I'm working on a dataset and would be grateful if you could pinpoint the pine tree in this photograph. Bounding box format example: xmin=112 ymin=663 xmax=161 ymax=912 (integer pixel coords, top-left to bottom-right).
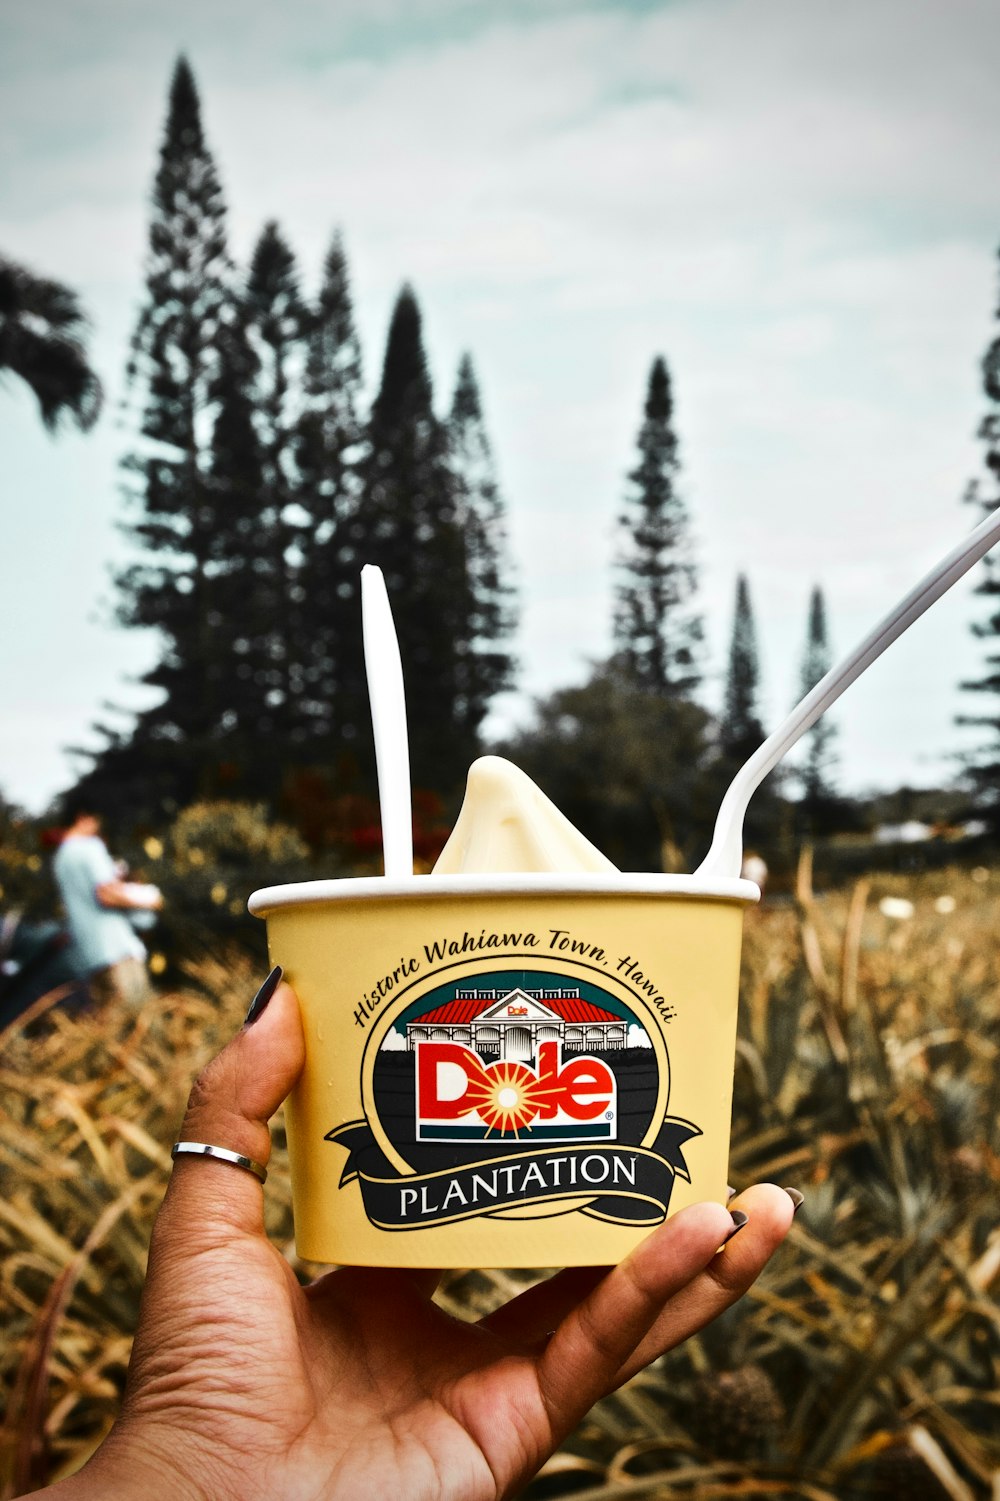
xmin=104 ymin=56 xmax=238 ymax=806
xmin=715 ymin=573 xmax=786 ymax=859
xmin=355 ymin=286 xmax=476 ymax=791
xmin=244 ymin=222 xmax=308 ymax=736
xmin=295 ymin=232 xmax=365 ymax=756
xmin=721 ymin=574 xmax=765 ymax=763
xmin=613 ymin=356 xmax=702 ymax=695
xmin=797 ymin=585 xmax=837 ymax=814
xmin=448 ymin=353 xmax=516 ymax=743
xmin=958 ymin=245 xmax=1000 ymax=824
xmin=203 ymin=315 xmax=272 ymax=769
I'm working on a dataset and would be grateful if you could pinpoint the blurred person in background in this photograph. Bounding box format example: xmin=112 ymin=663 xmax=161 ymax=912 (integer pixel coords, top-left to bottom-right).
xmin=52 ymin=798 xmax=162 ymax=1007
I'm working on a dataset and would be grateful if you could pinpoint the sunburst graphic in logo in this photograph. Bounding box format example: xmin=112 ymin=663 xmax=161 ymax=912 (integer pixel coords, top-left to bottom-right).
xmin=463 ymin=1061 xmax=548 ymax=1137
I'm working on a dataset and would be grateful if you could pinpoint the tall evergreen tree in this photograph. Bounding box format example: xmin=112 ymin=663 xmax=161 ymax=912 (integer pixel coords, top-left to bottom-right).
xmin=613 ymin=357 xmax=702 ymax=695
xmin=714 ymin=572 xmax=787 ymax=858
xmin=104 ymin=55 xmax=237 ymax=805
xmin=958 ymin=245 xmax=1000 ymax=824
xmin=720 ymin=574 xmax=765 ymax=763
xmin=295 ymin=233 xmax=365 ymax=754
xmin=203 ymin=315 xmax=272 ymax=763
xmin=797 ymin=585 xmax=837 ymax=813
xmin=355 ymin=286 xmax=475 ymax=790
xmin=244 ymin=222 xmax=308 ymax=734
xmin=447 ymin=353 xmax=516 ymax=743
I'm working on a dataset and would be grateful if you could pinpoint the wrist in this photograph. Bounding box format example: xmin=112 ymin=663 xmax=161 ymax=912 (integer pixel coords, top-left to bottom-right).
xmin=19 ymin=1426 xmax=202 ymax=1501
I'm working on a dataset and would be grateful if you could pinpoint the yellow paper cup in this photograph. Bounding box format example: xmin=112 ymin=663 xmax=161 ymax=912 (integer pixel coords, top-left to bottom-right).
xmin=248 ymin=873 xmax=759 ymax=1268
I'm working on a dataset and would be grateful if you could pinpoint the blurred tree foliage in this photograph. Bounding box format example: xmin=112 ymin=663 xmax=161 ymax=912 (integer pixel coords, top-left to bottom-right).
xmin=143 ymin=800 xmax=312 ymax=956
xmin=613 ymin=356 xmax=702 ymax=697
xmin=0 ymin=795 xmax=57 ymax=920
xmin=720 ymin=573 xmax=765 ymax=764
xmin=111 ymin=55 xmax=235 ymax=797
xmin=794 ymin=584 xmax=841 ymax=834
xmin=448 ymin=354 xmax=517 ymax=751
xmin=294 ymin=233 xmax=366 ymax=762
xmin=501 ymin=666 xmax=717 ymax=872
xmin=204 ymin=311 xmax=270 ymax=749
xmin=959 ymin=242 xmax=1000 ymax=829
xmin=168 ymin=800 xmax=309 ymax=871
xmin=716 ymin=572 xmax=785 ymax=857
xmin=354 ymin=289 xmax=515 ymax=791
xmin=0 ymin=255 xmax=102 ymax=432
xmin=244 ymin=221 xmax=309 ymax=744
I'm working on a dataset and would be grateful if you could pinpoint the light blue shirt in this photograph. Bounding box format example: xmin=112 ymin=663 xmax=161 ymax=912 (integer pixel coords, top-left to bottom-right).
xmin=53 ymin=835 xmax=146 ymax=973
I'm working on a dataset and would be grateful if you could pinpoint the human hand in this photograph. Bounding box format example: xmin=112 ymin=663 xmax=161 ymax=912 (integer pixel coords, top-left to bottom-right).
xmin=94 ymin=881 xmax=162 ymax=912
xmin=36 ymin=979 xmax=795 ymax=1501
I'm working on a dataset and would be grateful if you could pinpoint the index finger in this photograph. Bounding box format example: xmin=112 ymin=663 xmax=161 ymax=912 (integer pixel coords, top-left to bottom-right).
xmin=533 ymin=1201 xmax=737 ymax=1438
xmin=612 ymin=1183 xmax=794 ymax=1386
xmin=522 ymin=1182 xmax=792 ymax=1428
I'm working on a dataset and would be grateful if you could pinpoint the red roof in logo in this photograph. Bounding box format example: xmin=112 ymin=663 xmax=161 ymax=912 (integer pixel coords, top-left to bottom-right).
xmin=412 ymin=995 xmax=623 ymax=1026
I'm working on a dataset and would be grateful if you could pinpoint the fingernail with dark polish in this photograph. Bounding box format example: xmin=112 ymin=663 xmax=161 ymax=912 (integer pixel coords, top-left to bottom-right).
xmin=246 ymin=965 xmax=282 ymax=1026
xmin=725 ymin=1209 xmax=749 ymax=1240
xmin=783 ymin=1187 xmax=804 ymax=1215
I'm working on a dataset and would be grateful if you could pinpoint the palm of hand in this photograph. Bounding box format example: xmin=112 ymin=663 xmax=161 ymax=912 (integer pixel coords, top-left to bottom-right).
xmin=124 ymin=1228 xmax=561 ymax=1501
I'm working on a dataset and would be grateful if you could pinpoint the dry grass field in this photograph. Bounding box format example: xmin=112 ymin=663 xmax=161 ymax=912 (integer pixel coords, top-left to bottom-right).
xmin=1 ymin=860 xmax=998 ymax=1500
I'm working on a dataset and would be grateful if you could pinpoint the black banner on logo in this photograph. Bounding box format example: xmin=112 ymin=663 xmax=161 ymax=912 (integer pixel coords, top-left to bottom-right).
xmin=326 ymin=1118 xmax=701 ymax=1231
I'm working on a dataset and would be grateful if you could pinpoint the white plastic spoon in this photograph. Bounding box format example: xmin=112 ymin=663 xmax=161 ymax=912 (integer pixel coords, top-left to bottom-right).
xmin=696 ymin=506 xmax=1000 ymax=880
xmin=361 ymin=565 xmax=413 ymax=878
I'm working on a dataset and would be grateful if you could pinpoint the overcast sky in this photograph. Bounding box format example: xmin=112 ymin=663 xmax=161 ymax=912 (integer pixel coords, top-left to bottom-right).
xmin=2 ymin=0 xmax=999 ymax=816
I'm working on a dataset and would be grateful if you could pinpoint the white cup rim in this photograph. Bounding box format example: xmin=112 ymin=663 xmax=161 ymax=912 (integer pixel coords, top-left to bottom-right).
xmin=248 ymin=871 xmax=761 ymax=916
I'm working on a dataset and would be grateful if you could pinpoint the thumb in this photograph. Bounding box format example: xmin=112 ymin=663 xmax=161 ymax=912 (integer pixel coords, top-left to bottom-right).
xmin=159 ymin=972 xmax=305 ymax=1241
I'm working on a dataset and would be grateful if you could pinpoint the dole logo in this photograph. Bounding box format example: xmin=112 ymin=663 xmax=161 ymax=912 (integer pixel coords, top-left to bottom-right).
xmin=415 ymin=1040 xmax=617 ymax=1142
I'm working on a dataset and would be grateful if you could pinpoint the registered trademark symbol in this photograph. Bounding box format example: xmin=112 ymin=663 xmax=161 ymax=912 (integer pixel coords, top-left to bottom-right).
xmin=605 ymin=1110 xmax=613 ymax=1119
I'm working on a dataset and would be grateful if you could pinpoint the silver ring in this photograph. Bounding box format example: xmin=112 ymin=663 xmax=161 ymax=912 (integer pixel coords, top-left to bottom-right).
xmin=171 ymin=1140 xmax=268 ymax=1184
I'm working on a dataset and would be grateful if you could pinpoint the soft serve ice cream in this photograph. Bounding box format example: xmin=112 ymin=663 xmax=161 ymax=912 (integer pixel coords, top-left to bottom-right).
xmin=250 ymin=755 xmax=757 ymax=1267
xmin=433 ymin=756 xmax=617 ymax=875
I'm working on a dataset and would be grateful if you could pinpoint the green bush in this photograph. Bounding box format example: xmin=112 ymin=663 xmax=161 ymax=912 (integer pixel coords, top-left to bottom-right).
xmin=138 ymin=801 xmax=314 ymax=967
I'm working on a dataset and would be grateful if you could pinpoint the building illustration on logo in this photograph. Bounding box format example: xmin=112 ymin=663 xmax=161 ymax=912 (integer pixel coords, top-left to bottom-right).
xmin=404 ymin=985 xmax=630 ymax=1063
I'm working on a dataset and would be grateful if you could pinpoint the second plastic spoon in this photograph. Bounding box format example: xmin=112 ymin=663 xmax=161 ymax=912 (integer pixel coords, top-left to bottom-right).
xmin=696 ymin=506 xmax=1000 ymax=881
